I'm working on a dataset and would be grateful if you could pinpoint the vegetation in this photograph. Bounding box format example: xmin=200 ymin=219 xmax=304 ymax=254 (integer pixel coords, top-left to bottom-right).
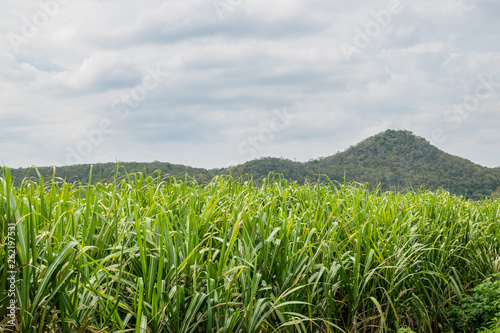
xmin=309 ymin=130 xmax=500 ymax=200
xmin=6 ymin=130 xmax=500 ymax=200
xmin=1 ymin=167 xmax=499 ymax=332
xmin=446 ymin=274 xmax=500 ymax=332
xmin=6 ymin=161 xmax=219 ymax=188
xmin=231 ymin=130 xmax=500 ymax=200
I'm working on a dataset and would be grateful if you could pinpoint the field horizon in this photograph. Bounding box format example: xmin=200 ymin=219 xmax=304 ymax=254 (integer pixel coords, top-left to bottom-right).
xmin=4 ymin=130 xmax=500 ymax=200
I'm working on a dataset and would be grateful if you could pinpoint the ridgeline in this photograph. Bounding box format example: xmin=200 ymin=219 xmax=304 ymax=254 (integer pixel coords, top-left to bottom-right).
xmin=4 ymin=130 xmax=500 ymax=199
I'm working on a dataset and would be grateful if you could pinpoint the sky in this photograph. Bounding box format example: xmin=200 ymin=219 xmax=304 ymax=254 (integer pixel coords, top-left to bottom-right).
xmin=1 ymin=0 xmax=500 ymax=169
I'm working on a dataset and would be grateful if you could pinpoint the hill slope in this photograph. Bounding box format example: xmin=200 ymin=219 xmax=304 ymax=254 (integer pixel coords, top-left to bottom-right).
xmin=224 ymin=130 xmax=500 ymax=199
xmin=310 ymin=130 xmax=500 ymax=199
xmin=3 ymin=130 xmax=500 ymax=199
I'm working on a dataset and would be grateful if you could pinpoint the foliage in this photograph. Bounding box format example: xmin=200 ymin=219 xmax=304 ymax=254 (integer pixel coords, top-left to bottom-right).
xmin=222 ymin=130 xmax=500 ymax=199
xmin=478 ymin=326 xmax=500 ymax=333
xmin=478 ymin=318 xmax=500 ymax=333
xmin=310 ymin=130 xmax=500 ymax=200
xmin=446 ymin=274 xmax=500 ymax=332
xmin=5 ymin=130 xmax=500 ymax=200
xmin=6 ymin=161 xmax=218 ymax=187
xmin=1 ymin=169 xmax=499 ymax=332
xmin=397 ymin=328 xmax=417 ymax=333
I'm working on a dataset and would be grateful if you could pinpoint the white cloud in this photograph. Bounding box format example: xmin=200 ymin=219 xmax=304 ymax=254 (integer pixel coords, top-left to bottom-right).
xmin=410 ymin=0 xmax=475 ymax=19
xmin=1 ymin=0 xmax=499 ymax=169
xmin=35 ymin=52 xmax=144 ymax=93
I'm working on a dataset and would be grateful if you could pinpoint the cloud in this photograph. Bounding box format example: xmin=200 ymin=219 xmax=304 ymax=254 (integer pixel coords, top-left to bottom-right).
xmin=1 ymin=0 xmax=500 ymax=169
xmin=36 ymin=52 xmax=144 ymax=94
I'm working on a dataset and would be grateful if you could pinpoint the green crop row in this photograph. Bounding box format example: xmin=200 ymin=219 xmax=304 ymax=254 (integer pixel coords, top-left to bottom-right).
xmin=1 ymin=168 xmax=499 ymax=332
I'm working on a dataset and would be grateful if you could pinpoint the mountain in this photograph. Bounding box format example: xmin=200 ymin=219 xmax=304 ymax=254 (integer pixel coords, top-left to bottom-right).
xmin=310 ymin=129 xmax=500 ymax=199
xmin=3 ymin=130 xmax=500 ymax=199
xmin=225 ymin=130 xmax=500 ymax=199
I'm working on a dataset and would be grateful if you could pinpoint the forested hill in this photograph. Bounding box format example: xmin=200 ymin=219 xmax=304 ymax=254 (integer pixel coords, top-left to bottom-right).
xmin=4 ymin=161 xmax=219 ymax=187
xmin=309 ymin=130 xmax=500 ymax=199
xmin=3 ymin=130 xmax=500 ymax=199
xmin=226 ymin=130 xmax=500 ymax=199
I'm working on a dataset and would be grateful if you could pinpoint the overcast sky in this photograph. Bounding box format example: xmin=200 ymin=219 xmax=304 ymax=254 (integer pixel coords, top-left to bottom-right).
xmin=1 ymin=0 xmax=499 ymax=169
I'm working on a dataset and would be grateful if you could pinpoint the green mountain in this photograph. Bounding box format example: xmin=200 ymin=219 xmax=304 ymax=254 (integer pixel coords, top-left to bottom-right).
xmin=310 ymin=129 xmax=500 ymax=199
xmin=225 ymin=130 xmax=500 ymax=199
xmin=3 ymin=130 xmax=500 ymax=199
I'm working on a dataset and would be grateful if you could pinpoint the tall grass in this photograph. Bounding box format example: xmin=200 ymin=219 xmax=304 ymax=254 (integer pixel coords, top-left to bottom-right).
xmin=1 ymin=169 xmax=499 ymax=332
